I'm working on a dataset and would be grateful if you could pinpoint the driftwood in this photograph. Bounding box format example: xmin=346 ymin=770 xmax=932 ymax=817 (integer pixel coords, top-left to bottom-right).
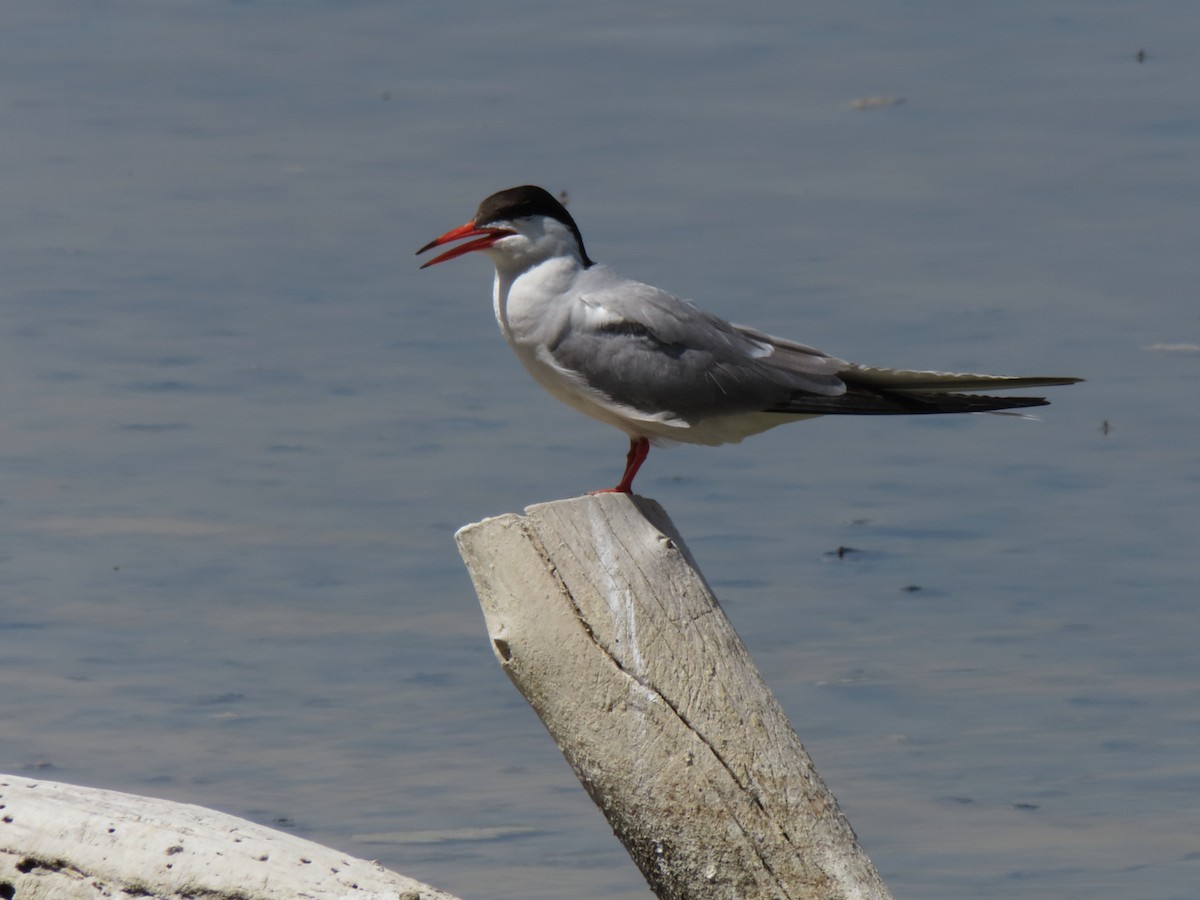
xmin=456 ymin=493 xmax=892 ymax=900
xmin=0 ymin=774 xmax=461 ymax=900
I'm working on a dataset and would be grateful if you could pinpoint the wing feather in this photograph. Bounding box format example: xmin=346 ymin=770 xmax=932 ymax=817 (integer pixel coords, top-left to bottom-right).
xmin=540 ymin=266 xmax=1080 ymax=424
xmin=840 ymin=363 xmax=1082 ymax=393
xmin=543 ymin=274 xmax=846 ymax=420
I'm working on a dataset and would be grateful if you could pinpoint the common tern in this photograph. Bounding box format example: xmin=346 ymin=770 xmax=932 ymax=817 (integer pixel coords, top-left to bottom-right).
xmin=417 ymin=185 xmax=1080 ymax=493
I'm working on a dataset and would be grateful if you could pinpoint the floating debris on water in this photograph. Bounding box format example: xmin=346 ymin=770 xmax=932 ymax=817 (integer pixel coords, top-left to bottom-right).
xmin=1145 ymin=342 xmax=1200 ymax=353
xmin=850 ymin=96 xmax=906 ymax=110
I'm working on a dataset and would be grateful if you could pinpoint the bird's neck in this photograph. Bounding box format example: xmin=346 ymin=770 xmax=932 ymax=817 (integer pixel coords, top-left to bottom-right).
xmin=492 ymin=270 xmax=517 ymax=340
xmin=492 ymin=255 xmax=583 ymax=343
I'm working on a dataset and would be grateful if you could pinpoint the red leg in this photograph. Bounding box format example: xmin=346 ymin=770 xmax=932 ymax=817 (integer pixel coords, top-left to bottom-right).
xmin=590 ymin=436 xmax=650 ymax=494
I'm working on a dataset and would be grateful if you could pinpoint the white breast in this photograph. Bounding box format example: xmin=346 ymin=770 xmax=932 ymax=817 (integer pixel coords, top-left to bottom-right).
xmin=492 ymin=260 xmax=693 ymax=439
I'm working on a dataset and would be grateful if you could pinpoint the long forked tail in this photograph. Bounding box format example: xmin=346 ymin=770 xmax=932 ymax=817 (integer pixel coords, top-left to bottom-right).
xmin=767 ymin=366 xmax=1082 ymax=416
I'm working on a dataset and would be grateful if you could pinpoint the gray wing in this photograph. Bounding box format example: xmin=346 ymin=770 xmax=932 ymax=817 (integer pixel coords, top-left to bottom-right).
xmin=545 ymin=276 xmax=847 ymax=420
xmin=545 ymin=269 xmax=1081 ymax=420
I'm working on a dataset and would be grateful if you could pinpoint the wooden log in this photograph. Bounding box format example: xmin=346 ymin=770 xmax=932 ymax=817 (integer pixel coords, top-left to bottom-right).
xmin=0 ymin=774 xmax=462 ymax=900
xmin=456 ymin=493 xmax=892 ymax=900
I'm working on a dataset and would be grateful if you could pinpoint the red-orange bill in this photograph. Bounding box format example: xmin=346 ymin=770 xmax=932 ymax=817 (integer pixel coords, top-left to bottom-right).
xmin=416 ymin=223 xmax=513 ymax=269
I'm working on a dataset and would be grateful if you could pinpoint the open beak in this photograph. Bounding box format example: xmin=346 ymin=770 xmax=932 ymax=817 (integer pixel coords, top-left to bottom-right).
xmin=416 ymin=222 xmax=514 ymax=269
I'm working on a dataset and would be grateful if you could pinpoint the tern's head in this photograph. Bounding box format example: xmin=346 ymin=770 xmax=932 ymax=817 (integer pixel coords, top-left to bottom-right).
xmin=417 ymin=185 xmax=594 ymax=272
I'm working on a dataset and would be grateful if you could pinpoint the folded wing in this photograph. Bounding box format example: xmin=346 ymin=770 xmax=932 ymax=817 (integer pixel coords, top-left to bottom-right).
xmin=546 ymin=271 xmax=1080 ymax=422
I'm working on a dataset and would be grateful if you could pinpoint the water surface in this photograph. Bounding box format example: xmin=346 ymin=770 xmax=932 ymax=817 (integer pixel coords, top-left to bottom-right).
xmin=2 ymin=3 xmax=1198 ymax=898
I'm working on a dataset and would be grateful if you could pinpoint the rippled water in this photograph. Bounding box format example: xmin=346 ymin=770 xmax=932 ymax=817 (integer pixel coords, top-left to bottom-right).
xmin=3 ymin=3 xmax=1198 ymax=898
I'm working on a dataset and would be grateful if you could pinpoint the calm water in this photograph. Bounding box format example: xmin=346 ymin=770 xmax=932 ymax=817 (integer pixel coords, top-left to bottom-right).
xmin=2 ymin=2 xmax=1198 ymax=898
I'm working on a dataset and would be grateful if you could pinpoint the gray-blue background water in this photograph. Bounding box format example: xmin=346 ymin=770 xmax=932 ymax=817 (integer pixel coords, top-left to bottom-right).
xmin=3 ymin=2 xmax=1197 ymax=897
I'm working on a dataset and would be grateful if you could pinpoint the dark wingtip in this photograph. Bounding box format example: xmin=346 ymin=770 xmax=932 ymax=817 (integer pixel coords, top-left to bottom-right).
xmin=767 ymin=391 xmax=1055 ymax=416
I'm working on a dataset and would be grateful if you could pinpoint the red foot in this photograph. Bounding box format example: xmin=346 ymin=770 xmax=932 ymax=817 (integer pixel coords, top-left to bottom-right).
xmin=589 ymin=436 xmax=649 ymax=494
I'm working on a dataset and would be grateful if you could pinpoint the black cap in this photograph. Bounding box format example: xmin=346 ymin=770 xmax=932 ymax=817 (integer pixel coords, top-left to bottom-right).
xmin=473 ymin=185 xmax=594 ymax=267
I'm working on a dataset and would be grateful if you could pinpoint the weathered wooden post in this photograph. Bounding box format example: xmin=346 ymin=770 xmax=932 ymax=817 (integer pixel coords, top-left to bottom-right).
xmin=0 ymin=775 xmax=462 ymax=900
xmin=456 ymin=493 xmax=892 ymax=900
